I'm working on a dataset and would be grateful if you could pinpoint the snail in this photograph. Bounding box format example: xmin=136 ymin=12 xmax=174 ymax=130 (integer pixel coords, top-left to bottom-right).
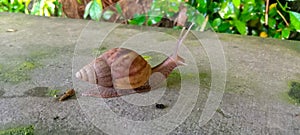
xmin=76 ymin=24 xmax=194 ymax=98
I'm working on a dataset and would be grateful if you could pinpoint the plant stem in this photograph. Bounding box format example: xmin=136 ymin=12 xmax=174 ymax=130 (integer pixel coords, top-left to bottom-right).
xmin=265 ymin=0 xmax=269 ymax=25
xmin=277 ymin=10 xmax=289 ymax=26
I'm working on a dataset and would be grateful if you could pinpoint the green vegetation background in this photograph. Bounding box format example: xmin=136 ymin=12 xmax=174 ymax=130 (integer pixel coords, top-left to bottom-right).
xmin=1 ymin=0 xmax=300 ymax=40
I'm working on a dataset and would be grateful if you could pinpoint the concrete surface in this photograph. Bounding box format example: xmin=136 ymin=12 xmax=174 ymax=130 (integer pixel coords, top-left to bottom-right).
xmin=0 ymin=12 xmax=300 ymax=134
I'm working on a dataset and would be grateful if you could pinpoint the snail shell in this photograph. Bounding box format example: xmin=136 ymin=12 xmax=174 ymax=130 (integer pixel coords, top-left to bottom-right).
xmin=76 ymin=48 xmax=152 ymax=89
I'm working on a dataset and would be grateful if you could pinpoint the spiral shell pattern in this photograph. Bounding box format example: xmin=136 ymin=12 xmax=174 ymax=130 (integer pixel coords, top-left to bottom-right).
xmin=76 ymin=48 xmax=151 ymax=89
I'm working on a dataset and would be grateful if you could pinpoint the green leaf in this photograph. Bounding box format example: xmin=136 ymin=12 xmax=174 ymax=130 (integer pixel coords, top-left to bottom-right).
xmin=240 ymin=4 xmax=255 ymax=22
xmin=196 ymin=0 xmax=207 ymax=13
xmin=268 ymin=18 xmax=276 ymax=29
xmin=274 ymin=32 xmax=281 ymax=39
xmin=268 ymin=5 xmax=277 ymax=17
xmin=95 ymin=0 xmax=102 ymax=6
xmin=169 ymin=1 xmax=179 ymax=12
xmin=166 ymin=11 xmax=174 ymax=18
xmin=83 ymin=1 xmax=92 ymax=19
xmin=128 ymin=14 xmax=146 ymax=25
xmin=55 ymin=0 xmax=63 ymax=16
xmin=243 ymin=0 xmax=255 ymax=5
xmin=194 ymin=14 xmax=205 ymax=28
xmin=3 ymin=6 xmax=9 ymax=11
xmin=115 ymin=2 xmax=122 ymax=14
xmin=147 ymin=16 xmax=162 ymax=25
xmin=77 ymin=0 xmax=82 ymax=4
xmin=212 ymin=18 xmax=222 ymax=29
xmin=218 ymin=1 xmax=237 ymax=19
xmin=186 ymin=7 xmax=198 ymax=22
xmin=89 ymin=0 xmax=102 ymax=21
xmin=251 ymin=29 xmax=258 ymax=36
xmin=208 ymin=2 xmax=220 ymax=14
xmin=234 ymin=20 xmax=247 ymax=35
xmin=147 ymin=9 xmax=163 ymax=25
xmin=218 ymin=21 xmax=230 ymax=32
xmin=232 ymin=0 xmax=240 ymax=9
xmin=47 ymin=2 xmax=56 ymax=15
xmin=282 ymin=28 xmax=290 ymax=39
xmin=103 ymin=10 xmax=114 ymax=20
xmin=31 ymin=1 xmax=42 ymax=15
xmin=277 ymin=22 xmax=285 ymax=29
xmin=289 ymin=11 xmax=300 ymax=31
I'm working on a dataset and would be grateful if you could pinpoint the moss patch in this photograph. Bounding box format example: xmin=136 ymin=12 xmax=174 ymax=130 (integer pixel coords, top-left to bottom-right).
xmin=29 ymin=50 xmax=53 ymax=60
xmin=198 ymin=72 xmax=211 ymax=88
xmin=47 ymin=89 xmax=61 ymax=97
xmin=167 ymin=70 xmax=211 ymax=88
xmin=167 ymin=69 xmax=181 ymax=88
xmin=24 ymin=87 xmax=63 ymax=98
xmin=0 ymin=60 xmax=40 ymax=84
xmin=0 ymin=39 xmax=71 ymax=85
xmin=0 ymin=47 xmax=62 ymax=84
xmin=0 ymin=125 xmax=34 ymax=135
xmin=280 ymin=91 xmax=298 ymax=105
xmin=287 ymin=81 xmax=300 ymax=103
xmin=24 ymin=87 xmax=49 ymax=97
xmin=280 ymin=81 xmax=300 ymax=105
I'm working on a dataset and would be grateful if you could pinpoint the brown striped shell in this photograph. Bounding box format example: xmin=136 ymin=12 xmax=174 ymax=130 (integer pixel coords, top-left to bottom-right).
xmin=76 ymin=48 xmax=152 ymax=90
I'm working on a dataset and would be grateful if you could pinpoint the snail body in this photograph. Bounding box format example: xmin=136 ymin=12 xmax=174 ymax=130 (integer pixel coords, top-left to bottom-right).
xmin=76 ymin=24 xmax=193 ymax=98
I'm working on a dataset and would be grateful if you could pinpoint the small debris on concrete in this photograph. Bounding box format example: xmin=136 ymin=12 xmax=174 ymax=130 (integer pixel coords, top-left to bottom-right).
xmin=6 ymin=28 xmax=17 ymax=32
xmin=155 ymin=103 xmax=166 ymax=109
xmin=53 ymin=116 xmax=59 ymax=120
xmin=59 ymin=89 xmax=75 ymax=101
xmin=216 ymin=108 xmax=232 ymax=118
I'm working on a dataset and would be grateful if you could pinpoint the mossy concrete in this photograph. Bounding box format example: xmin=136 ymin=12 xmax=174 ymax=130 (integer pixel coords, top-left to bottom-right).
xmin=1 ymin=12 xmax=300 ymax=134
xmin=0 ymin=125 xmax=34 ymax=135
xmin=287 ymin=81 xmax=300 ymax=104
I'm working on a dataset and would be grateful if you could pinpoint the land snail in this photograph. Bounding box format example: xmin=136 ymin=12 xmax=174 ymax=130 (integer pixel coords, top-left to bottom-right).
xmin=76 ymin=23 xmax=194 ymax=98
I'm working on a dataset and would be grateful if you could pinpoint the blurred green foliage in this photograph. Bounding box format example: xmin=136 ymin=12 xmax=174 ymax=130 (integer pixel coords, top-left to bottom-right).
xmin=102 ymin=0 xmax=300 ymax=39
xmin=103 ymin=0 xmax=207 ymax=30
xmin=0 ymin=0 xmax=26 ymax=12
xmin=129 ymin=0 xmax=181 ymax=26
xmin=28 ymin=0 xmax=62 ymax=16
xmin=186 ymin=0 xmax=300 ymax=39
xmin=1 ymin=0 xmax=299 ymax=40
xmin=0 ymin=0 xmax=62 ymax=16
xmin=84 ymin=0 xmax=102 ymax=20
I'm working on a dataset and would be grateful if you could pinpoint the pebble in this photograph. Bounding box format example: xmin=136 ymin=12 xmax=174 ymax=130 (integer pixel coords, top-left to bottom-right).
xmin=155 ymin=103 xmax=166 ymax=109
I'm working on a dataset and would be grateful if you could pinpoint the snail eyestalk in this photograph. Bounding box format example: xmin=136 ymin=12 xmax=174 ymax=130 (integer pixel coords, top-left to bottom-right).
xmin=173 ymin=23 xmax=194 ymax=57
xmin=152 ymin=23 xmax=194 ymax=77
